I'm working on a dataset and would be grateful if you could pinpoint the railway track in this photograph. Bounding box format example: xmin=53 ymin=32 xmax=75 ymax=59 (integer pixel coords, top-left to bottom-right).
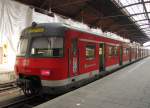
xmin=0 ymin=94 xmax=56 ymax=108
xmin=0 ymin=81 xmax=18 ymax=93
xmin=1 ymin=95 xmax=36 ymax=108
xmin=0 ymin=81 xmax=57 ymax=108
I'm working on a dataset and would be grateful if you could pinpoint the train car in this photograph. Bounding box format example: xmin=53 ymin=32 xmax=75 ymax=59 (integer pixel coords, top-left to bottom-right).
xmin=15 ymin=23 xmax=149 ymax=96
xmin=103 ymin=42 xmax=120 ymax=71
xmin=130 ymin=44 xmax=136 ymax=61
xmin=122 ymin=43 xmax=131 ymax=65
xmin=97 ymin=37 xmax=121 ymax=71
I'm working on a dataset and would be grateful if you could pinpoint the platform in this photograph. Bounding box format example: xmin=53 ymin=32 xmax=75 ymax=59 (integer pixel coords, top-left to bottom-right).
xmin=0 ymin=64 xmax=16 ymax=84
xmin=35 ymin=57 xmax=150 ymax=108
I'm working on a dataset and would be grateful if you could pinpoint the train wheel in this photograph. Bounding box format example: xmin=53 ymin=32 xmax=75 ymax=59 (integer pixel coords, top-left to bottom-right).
xmin=23 ymin=87 xmax=34 ymax=96
xmin=22 ymin=78 xmax=41 ymax=96
xmin=22 ymin=84 xmax=41 ymax=96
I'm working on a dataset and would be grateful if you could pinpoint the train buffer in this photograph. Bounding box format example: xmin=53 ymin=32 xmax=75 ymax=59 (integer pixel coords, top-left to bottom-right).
xmin=35 ymin=57 xmax=150 ymax=108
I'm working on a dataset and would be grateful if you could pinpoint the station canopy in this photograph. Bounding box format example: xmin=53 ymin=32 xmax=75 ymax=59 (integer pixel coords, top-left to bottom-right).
xmin=15 ymin=0 xmax=150 ymax=44
xmin=112 ymin=0 xmax=150 ymax=45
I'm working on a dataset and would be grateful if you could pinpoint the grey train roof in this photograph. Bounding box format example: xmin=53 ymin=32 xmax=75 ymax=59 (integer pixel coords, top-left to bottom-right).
xmin=20 ymin=23 xmax=130 ymax=43
xmin=21 ymin=23 xmax=67 ymax=38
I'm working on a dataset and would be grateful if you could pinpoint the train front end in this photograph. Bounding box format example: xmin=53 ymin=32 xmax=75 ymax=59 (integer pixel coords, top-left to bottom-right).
xmin=15 ymin=23 xmax=68 ymax=95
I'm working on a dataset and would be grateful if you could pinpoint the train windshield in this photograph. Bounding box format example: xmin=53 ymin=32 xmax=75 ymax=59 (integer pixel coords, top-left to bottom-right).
xmin=17 ymin=38 xmax=28 ymax=56
xmin=30 ymin=37 xmax=64 ymax=57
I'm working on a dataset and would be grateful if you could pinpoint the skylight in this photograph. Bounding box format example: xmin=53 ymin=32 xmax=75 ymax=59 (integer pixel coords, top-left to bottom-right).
xmin=112 ymin=0 xmax=150 ymax=38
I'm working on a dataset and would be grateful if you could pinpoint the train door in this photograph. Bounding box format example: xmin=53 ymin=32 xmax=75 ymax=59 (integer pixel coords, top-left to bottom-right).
xmin=99 ymin=43 xmax=105 ymax=71
xmin=70 ymin=38 xmax=79 ymax=78
xmin=119 ymin=46 xmax=123 ymax=65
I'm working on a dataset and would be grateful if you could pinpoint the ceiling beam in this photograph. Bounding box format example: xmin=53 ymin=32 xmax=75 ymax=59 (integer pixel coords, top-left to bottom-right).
xmin=134 ymin=18 xmax=149 ymax=23
xmin=138 ymin=23 xmax=150 ymax=27
xmin=120 ymin=1 xmax=150 ymax=8
xmin=51 ymin=0 xmax=89 ymax=9
xmin=40 ymin=0 xmax=49 ymax=8
xmin=99 ymin=12 xmax=150 ymax=19
xmin=141 ymin=0 xmax=150 ymax=28
xmin=73 ymin=2 xmax=105 ymax=26
xmin=74 ymin=4 xmax=89 ymax=20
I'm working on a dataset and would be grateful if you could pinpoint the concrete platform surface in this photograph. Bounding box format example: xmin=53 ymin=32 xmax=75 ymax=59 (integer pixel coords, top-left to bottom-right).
xmin=35 ymin=57 xmax=150 ymax=108
xmin=0 ymin=64 xmax=16 ymax=83
xmin=0 ymin=64 xmax=14 ymax=73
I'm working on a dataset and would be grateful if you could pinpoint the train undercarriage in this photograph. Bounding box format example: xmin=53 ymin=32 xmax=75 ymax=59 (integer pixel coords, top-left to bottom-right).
xmin=16 ymin=76 xmax=42 ymax=96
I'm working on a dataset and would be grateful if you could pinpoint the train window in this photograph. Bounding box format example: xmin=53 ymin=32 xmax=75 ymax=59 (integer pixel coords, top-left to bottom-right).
xmin=124 ymin=48 xmax=129 ymax=55
xmin=108 ymin=45 xmax=118 ymax=56
xmin=17 ymin=38 xmax=28 ymax=56
xmin=108 ymin=46 xmax=113 ymax=56
xmin=123 ymin=48 xmax=126 ymax=55
xmin=30 ymin=37 xmax=63 ymax=57
xmin=126 ymin=48 xmax=129 ymax=55
xmin=99 ymin=48 xmax=102 ymax=55
xmin=86 ymin=45 xmax=95 ymax=60
xmin=114 ymin=46 xmax=118 ymax=56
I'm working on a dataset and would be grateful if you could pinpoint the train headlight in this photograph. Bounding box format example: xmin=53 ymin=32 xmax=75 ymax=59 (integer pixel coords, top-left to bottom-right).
xmin=41 ymin=70 xmax=51 ymax=76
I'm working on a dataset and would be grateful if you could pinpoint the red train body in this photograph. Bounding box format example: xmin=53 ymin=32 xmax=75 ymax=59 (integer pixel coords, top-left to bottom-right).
xmin=15 ymin=23 xmax=150 ymax=95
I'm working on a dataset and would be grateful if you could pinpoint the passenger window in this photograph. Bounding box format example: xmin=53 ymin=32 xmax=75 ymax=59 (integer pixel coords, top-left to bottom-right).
xmin=114 ymin=46 xmax=118 ymax=56
xmin=124 ymin=48 xmax=126 ymax=55
xmin=124 ymin=48 xmax=129 ymax=55
xmin=86 ymin=45 xmax=95 ymax=60
xmin=108 ymin=46 xmax=113 ymax=56
xmin=99 ymin=48 xmax=102 ymax=55
xmin=108 ymin=45 xmax=118 ymax=56
xmin=126 ymin=48 xmax=129 ymax=55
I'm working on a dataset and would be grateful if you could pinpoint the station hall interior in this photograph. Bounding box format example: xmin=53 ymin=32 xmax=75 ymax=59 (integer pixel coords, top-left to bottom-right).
xmin=1 ymin=0 xmax=150 ymax=108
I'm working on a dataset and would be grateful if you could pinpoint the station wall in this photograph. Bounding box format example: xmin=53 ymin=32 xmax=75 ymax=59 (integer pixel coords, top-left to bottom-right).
xmin=0 ymin=47 xmax=2 ymax=64
xmin=0 ymin=0 xmax=32 ymax=66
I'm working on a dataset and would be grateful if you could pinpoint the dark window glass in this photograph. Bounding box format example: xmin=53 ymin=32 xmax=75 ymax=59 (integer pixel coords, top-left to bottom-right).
xmin=108 ymin=46 xmax=113 ymax=56
xmin=17 ymin=38 xmax=28 ymax=56
xmin=108 ymin=45 xmax=118 ymax=56
xmin=126 ymin=48 xmax=129 ymax=55
xmin=86 ymin=45 xmax=95 ymax=60
xmin=114 ymin=46 xmax=118 ymax=55
xmin=124 ymin=48 xmax=129 ymax=55
xmin=30 ymin=37 xmax=63 ymax=57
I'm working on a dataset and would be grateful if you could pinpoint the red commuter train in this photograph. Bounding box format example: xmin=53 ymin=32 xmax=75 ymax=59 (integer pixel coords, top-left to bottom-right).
xmin=15 ymin=23 xmax=149 ymax=95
